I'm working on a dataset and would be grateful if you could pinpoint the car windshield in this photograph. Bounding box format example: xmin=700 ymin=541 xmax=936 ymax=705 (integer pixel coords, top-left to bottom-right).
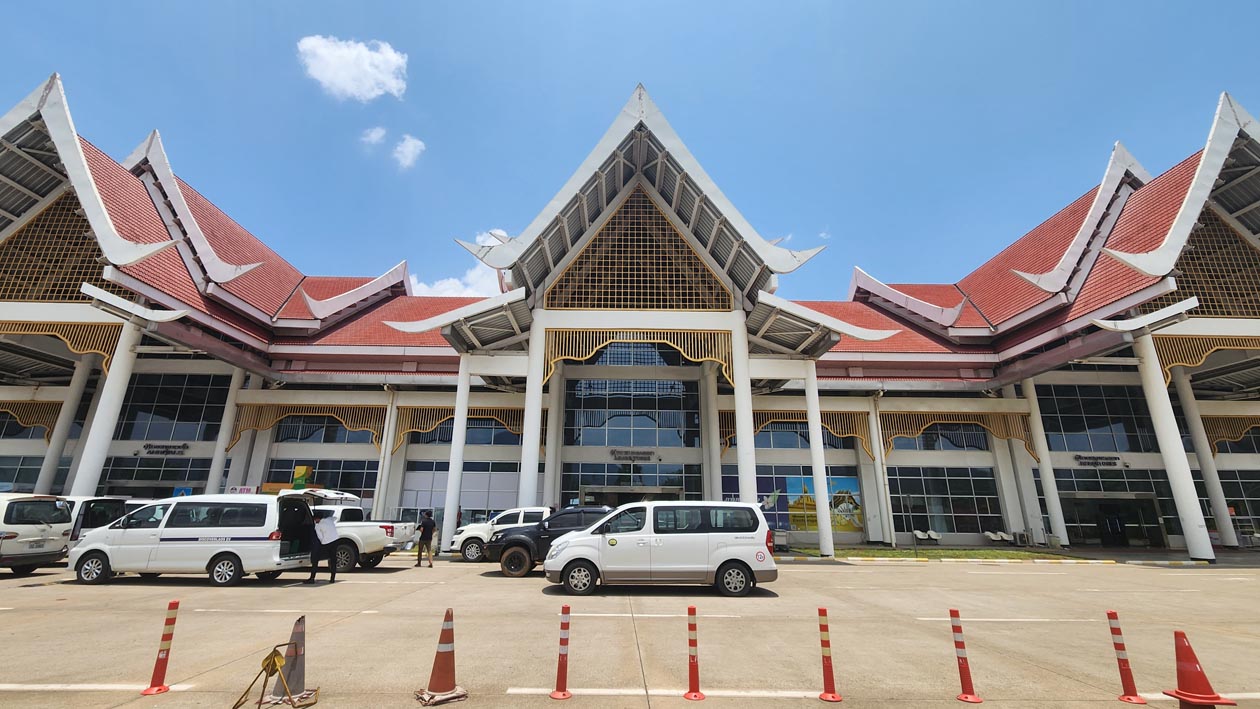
xmin=4 ymin=499 xmax=71 ymax=525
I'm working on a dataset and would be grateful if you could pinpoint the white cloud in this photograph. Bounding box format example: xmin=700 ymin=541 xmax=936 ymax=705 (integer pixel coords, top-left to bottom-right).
xmin=360 ymin=126 xmax=386 ymax=145
xmin=392 ymin=134 xmax=426 ymax=169
xmin=818 ymin=230 xmax=832 ymax=240
xmin=409 ymin=231 xmax=507 ymax=297
xmin=297 ymin=35 xmax=407 ymax=102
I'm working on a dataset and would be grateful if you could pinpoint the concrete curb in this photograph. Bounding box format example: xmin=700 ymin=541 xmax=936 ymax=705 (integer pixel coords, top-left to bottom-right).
xmin=842 ymin=557 xmax=931 ymax=563
xmin=1032 ymin=559 xmax=1117 ymax=564
xmin=1124 ymin=560 xmax=1211 ymax=567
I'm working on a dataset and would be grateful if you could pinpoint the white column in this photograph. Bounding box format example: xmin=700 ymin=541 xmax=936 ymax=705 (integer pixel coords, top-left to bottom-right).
xmin=441 ymin=354 xmax=472 ymax=549
xmin=517 ymin=322 xmax=546 ymax=506
xmin=64 ymin=369 xmax=106 ymax=492
xmin=203 ymin=367 xmax=245 ymax=496
xmin=1135 ymin=334 xmax=1215 ymax=561
xmin=371 ymin=388 xmax=400 ymax=519
xmin=988 ymin=431 xmax=1028 ymax=536
xmin=69 ymin=323 xmax=142 ymax=496
xmin=244 ymin=424 xmax=274 ymax=489
xmin=33 ymin=354 xmax=94 ymax=494
xmin=1002 ymin=384 xmax=1048 ymax=545
xmin=1022 ymin=378 xmax=1071 ymax=547
xmin=542 ymin=361 xmax=564 ymax=508
xmin=699 ymin=362 xmax=722 ymax=500
xmin=804 ymin=361 xmax=835 ymax=557
xmin=867 ymin=397 xmax=896 ymax=547
xmin=729 ymin=321 xmax=757 ymax=503
xmin=1172 ymin=367 xmax=1238 ymax=547
xmin=225 ymin=374 xmax=263 ymax=489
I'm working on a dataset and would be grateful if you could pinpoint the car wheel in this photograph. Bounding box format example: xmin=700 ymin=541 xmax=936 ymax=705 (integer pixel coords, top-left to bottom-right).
xmin=256 ymin=571 xmax=283 ymax=582
xmin=716 ymin=561 xmax=753 ymax=597
xmin=499 ymin=547 xmax=532 ymax=577
xmin=9 ymin=564 xmax=38 ymax=576
xmin=333 ymin=543 xmax=357 ymax=573
xmin=139 ymin=573 xmax=161 ymax=579
xmin=76 ymin=553 xmax=112 ymax=585
xmin=208 ymin=554 xmax=243 ymax=587
xmin=460 ymin=539 xmax=485 ymax=562
xmin=358 ymin=553 xmax=384 ymax=569
xmin=562 ymin=561 xmax=598 ymax=596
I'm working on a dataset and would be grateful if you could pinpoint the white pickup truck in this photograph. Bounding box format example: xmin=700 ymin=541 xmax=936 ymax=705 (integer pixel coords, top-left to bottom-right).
xmin=279 ymin=490 xmax=394 ymax=572
xmin=448 ymin=506 xmax=551 ymax=561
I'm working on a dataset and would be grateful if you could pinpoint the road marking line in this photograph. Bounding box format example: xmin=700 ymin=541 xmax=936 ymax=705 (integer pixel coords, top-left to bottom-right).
xmin=193 ymin=609 xmax=379 ymax=614
xmin=567 ymin=613 xmax=741 ymax=619
xmin=339 ymin=580 xmax=440 ymax=584
xmin=0 ymin=607 xmax=13 ymax=611
xmin=508 ymin=687 xmax=817 ymax=698
xmin=0 ymin=684 xmax=194 ymax=692
xmin=1140 ymin=692 xmax=1260 ymax=701
xmin=966 ymin=571 xmax=1066 ymax=575
xmin=916 ymin=617 xmax=1101 ymax=622
xmin=1078 ymin=588 xmax=1198 ymax=592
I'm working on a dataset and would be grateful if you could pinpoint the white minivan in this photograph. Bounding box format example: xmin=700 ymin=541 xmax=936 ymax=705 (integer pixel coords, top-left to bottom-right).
xmin=543 ymin=501 xmax=777 ymax=597
xmin=69 ymin=494 xmax=315 ymax=586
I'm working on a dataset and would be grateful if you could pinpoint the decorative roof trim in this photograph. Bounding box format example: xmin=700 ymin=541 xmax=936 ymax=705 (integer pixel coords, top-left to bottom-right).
xmin=756 ymin=291 xmax=900 ymax=342
xmin=80 ymin=282 xmax=188 ymax=323
xmin=1012 ymin=141 xmax=1150 ymax=292
xmin=100 ymin=265 xmax=270 ymax=351
xmin=848 ymin=266 xmax=966 ymax=327
xmin=5 ymin=75 xmax=174 ymax=267
xmin=384 ymin=288 xmax=523 ymax=334
xmin=298 ymin=261 xmax=409 ymax=321
xmin=123 ymin=130 xmax=263 ymax=284
xmin=458 ymin=85 xmax=822 ymax=274
xmin=1091 ymin=296 xmax=1198 ymax=333
xmin=1104 ymin=92 xmax=1258 ymax=277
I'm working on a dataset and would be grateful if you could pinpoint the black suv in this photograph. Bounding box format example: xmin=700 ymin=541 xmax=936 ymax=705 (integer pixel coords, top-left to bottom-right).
xmin=485 ymin=506 xmax=611 ymax=577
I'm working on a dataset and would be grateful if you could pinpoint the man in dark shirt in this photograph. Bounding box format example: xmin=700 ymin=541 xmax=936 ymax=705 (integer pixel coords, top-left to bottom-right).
xmin=416 ymin=510 xmax=436 ymax=568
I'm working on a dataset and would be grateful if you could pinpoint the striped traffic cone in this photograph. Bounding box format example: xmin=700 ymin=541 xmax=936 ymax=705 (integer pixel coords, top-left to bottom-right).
xmin=1105 ymin=611 xmax=1145 ymax=705
xmin=416 ymin=608 xmax=468 ymax=705
xmin=141 ymin=600 xmax=180 ymax=695
xmin=266 ymin=615 xmax=318 ymax=705
xmin=1163 ymin=631 xmax=1235 ymax=708
xmin=949 ymin=609 xmax=982 ymax=704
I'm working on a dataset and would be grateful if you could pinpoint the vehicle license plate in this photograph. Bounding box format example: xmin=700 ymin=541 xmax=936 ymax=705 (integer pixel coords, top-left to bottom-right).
xmin=29 ymin=541 xmax=45 ymax=549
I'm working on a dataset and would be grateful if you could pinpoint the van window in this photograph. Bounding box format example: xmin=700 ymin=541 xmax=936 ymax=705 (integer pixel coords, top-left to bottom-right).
xmin=522 ymin=511 xmax=545 ymax=523
xmin=606 ymin=507 xmax=646 ymax=533
xmin=338 ymin=507 xmax=365 ymax=523
xmin=122 ymin=504 xmax=170 ymax=529
xmin=167 ymin=503 xmax=267 ymax=528
xmin=82 ymin=500 xmax=127 ymax=529
xmin=654 ymin=507 xmax=706 ymax=534
xmin=4 ymin=499 xmax=71 ymax=525
xmin=549 ymin=511 xmax=587 ymax=530
xmin=708 ymin=507 xmax=758 ymax=532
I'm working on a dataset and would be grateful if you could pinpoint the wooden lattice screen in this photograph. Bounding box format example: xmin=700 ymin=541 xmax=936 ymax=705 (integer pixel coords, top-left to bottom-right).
xmin=229 ymin=404 xmax=388 ymax=451
xmin=1201 ymin=415 xmax=1260 ymax=453
xmin=1141 ymin=207 xmax=1260 ymax=318
xmin=0 ymin=193 xmax=130 ymax=303
xmin=717 ymin=409 xmax=873 ymax=459
xmin=0 ymin=401 xmax=62 ymax=442
xmin=878 ymin=411 xmax=1037 ymax=459
xmin=392 ymin=406 xmax=528 ymax=453
xmin=545 ymin=328 xmax=733 ymax=384
xmin=0 ymin=321 xmax=121 ymax=373
xmin=1151 ymin=334 xmax=1260 ymax=384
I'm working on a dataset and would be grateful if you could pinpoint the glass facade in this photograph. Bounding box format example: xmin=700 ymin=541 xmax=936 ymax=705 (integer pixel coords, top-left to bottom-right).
xmin=100 ymin=457 xmax=211 ymax=495
xmin=409 ymin=418 xmax=522 ymax=446
xmin=0 ymin=455 xmax=45 ymax=492
xmin=563 ymin=379 xmax=701 ymax=448
xmin=1214 ymin=470 xmax=1260 ymax=535
xmin=115 ymin=374 xmax=230 ymax=442
xmin=720 ymin=464 xmax=862 ymax=532
xmin=888 ymin=466 xmax=1003 ymax=534
xmin=0 ymin=412 xmax=44 ymax=440
xmin=267 ymin=458 xmax=378 ymax=503
xmin=275 ymin=415 xmax=375 ymax=444
xmin=730 ymin=421 xmax=855 ymax=449
xmin=891 ymin=423 xmax=990 ymax=451
xmin=579 ymin=341 xmax=687 ymax=367
xmin=1036 ymin=384 xmax=1190 ymax=453
xmin=562 ymin=462 xmax=702 ymax=507
xmin=401 ymin=460 xmax=539 ymax=522
xmin=1035 ymin=468 xmax=1179 ymax=537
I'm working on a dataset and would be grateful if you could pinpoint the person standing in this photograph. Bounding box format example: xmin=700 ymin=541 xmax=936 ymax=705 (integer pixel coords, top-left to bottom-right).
xmin=416 ymin=510 xmax=436 ymax=568
xmin=305 ymin=509 xmax=339 ymax=584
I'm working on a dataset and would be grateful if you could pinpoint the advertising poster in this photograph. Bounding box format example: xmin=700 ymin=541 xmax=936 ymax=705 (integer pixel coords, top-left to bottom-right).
xmin=786 ymin=477 xmax=864 ymax=532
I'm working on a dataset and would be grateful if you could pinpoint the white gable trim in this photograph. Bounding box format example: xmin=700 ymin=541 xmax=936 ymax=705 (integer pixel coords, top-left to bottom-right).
xmin=300 ymin=261 xmax=409 ymax=320
xmin=384 ymin=288 xmax=525 ymax=334
xmin=756 ymin=291 xmax=900 ymax=342
xmin=848 ymin=266 xmax=966 ymax=327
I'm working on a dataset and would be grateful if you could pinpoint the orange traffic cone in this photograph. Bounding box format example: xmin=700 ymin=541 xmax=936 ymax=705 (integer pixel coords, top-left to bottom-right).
xmin=1163 ymin=631 xmax=1235 ymax=708
xmin=416 ymin=608 xmax=467 ymax=705
xmin=265 ymin=615 xmax=318 ymax=706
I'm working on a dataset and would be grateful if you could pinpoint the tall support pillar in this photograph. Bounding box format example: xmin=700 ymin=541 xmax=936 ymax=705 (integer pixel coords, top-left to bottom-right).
xmin=699 ymin=362 xmax=722 ymax=500
xmin=987 ymin=431 xmax=1028 ymax=537
xmin=1135 ymin=334 xmax=1215 ymax=561
xmin=804 ymin=361 xmax=835 ymax=557
xmin=729 ymin=321 xmax=757 ymax=503
xmin=65 ymin=369 xmax=106 ymax=492
xmin=371 ymin=387 xmax=400 ymax=520
xmin=518 ymin=323 xmax=546 ymax=506
xmin=1022 ymin=378 xmax=1070 ymax=548
xmin=1172 ymin=367 xmax=1238 ymax=547
xmin=34 ymin=354 xmax=94 ymax=494
xmin=225 ymin=374 xmax=263 ymax=489
xmin=441 ymin=354 xmax=472 ymax=550
xmin=69 ymin=323 xmax=142 ymax=496
xmin=204 ymin=367 xmax=245 ymax=496
xmin=1002 ymin=384 xmax=1047 ymax=545
xmin=542 ymin=362 xmax=564 ymax=508
xmin=867 ymin=397 xmax=896 ymax=547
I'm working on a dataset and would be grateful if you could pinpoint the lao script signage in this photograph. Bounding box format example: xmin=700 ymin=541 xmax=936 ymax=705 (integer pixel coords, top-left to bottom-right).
xmin=139 ymin=442 xmax=191 ymax=456
xmin=1073 ymin=454 xmax=1122 ymax=468
xmin=610 ymin=449 xmax=655 ymax=463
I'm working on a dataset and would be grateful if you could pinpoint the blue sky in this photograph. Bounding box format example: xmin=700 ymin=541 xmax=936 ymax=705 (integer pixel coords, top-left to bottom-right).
xmin=4 ymin=2 xmax=1258 ymax=299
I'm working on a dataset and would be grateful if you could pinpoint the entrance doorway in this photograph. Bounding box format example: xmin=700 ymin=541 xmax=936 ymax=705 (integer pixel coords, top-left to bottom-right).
xmin=579 ymin=485 xmax=683 ymax=508
xmin=1060 ymin=492 xmax=1167 ymax=548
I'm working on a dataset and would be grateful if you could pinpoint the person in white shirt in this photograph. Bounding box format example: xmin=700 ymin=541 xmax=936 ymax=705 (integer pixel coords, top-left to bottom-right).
xmin=305 ymin=509 xmax=339 ymax=584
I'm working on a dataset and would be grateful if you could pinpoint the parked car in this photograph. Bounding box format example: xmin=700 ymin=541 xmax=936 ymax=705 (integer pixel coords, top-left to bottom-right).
xmin=278 ymin=490 xmax=399 ymax=571
xmin=68 ymin=494 xmax=315 ymax=586
xmin=63 ymin=496 xmax=129 ymax=550
xmin=544 ymin=501 xmax=778 ymax=597
xmin=448 ymin=506 xmax=551 ymax=562
xmin=0 ymin=493 xmax=72 ymax=575
xmin=485 ymin=506 xmax=611 ymax=577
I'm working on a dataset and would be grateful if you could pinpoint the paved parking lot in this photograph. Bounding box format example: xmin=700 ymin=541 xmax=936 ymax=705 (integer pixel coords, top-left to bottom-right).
xmin=1 ymin=556 xmax=1257 ymax=708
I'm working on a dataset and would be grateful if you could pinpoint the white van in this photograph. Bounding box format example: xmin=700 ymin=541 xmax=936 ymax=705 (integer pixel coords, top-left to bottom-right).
xmin=0 ymin=493 xmax=72 ymax=575
xmin=63 ymin=496 xmax=130 ymax=550
xmin=543 ymin=501 xmax=778 ymax=597
xmin=68 ymin=494 xmax=314 ymax=586
xmin=448 ymin=506 xmax=551 ymax=562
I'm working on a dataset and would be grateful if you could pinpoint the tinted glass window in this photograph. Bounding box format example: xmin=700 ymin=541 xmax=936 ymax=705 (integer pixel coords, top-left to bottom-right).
xmin=607 ymin=507 xmax=646 ymax=533
xmin=166 ymin=503 xmax=267 ymax=528
xmin=491 ymin=511 xmax=518 ymax=525
xmin=708 ymin=507 xmax=757 ymax=532
xmin=550 ymin=512 xmax=586 ymax=530
xmin=655 ymin=506 xmax=706 ymax=533
xmin=123 ymin=504 xmax=170 ymax=529
xmin=82 ymin=500 xmax=127 ymax=529
xmin=338 ymin=507 xmax=365 ymax=522
xmin=522 ymin=511 xmax=545 ymax=523
xmin=4 ymin=499 xmax=71 ymax=525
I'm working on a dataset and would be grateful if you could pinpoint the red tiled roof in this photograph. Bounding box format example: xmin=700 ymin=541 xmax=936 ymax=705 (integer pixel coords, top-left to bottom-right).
xmin=275 ymin=295 xmax=485 ymax=347
xmin=955 ymin=186 xmax=1098 ymax=326
xmin=80 ymin=138 xmax=270 ymax=341
xmin=794 ymin=300 xmax=992 ymax=355
xmin=175 ymin=176 xmax=305 ymax=317
xmin=276 ymin=276 xmax=376 ymax=320
xmin=886 ymin=283 xmax=963 ymax=308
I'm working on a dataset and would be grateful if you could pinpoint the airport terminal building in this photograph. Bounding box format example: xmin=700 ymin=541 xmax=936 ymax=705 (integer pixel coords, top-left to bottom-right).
xmin=3 ymin=75 xmax=1260 ymax=560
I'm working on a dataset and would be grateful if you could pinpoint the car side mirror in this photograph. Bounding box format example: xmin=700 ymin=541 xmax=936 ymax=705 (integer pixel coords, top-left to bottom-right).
xmin=542 ymin=521 xmax=550 ymax=530
xmin=599 ymin=524 xmax=610 ymax=535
